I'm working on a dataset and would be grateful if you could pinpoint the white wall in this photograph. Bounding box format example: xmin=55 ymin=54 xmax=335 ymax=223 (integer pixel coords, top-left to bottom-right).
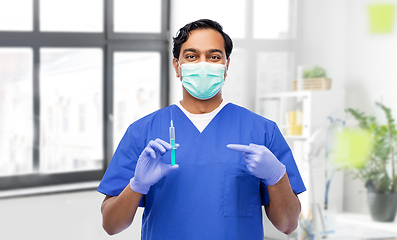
xmin=344 ymin=0 xmax=397 ymax=214
xmin=345 ymin=0 xmax=397 ymax=118
xmin=299 ymin=0 xmax=397 ymax=214
xmin=0 ymin=190 xmax=144 ymax=240
xmin=297 ymin=0 xmax=348 ymax=214
xmin=297 ymin=0 xmax=347 ymax=92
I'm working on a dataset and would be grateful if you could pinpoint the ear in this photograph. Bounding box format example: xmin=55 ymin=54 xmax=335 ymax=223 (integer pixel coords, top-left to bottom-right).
xmin=224 ymin=58 xmax=231 ymax=78
xmin=172 ymin=58 xmax=181 ymax=78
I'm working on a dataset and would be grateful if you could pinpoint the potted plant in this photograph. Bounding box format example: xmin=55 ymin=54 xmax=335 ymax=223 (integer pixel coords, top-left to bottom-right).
xmin=294 ymin=66 xmax=332 ymax=91
xmin=343 ymin=102 xmax=397 ymax=222
xmin=303 ymin=65 xmax=327 ymax=79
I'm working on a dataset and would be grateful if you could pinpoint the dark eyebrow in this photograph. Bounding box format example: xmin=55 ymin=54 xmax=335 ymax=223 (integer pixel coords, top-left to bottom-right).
xmin=207 ymin=49 xmax=224 ymax=56
xmin=182 ymin=48 xmax=224 ymax=56
xmin=182 ymin=48 xmax=197 ymax=55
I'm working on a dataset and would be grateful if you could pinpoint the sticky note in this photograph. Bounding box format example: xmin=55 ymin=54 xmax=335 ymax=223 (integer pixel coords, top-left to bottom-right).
xmin=333 ymin=129 xmax=372 ymax=169
xmin=368 ymin=4 xmax=396 ymax=34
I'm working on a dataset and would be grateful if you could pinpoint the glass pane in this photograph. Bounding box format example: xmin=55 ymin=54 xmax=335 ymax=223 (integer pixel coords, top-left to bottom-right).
xmin=0 ymin=48 xmax=33 ymax=176
xmin=256 ymin=52 xmax=293 ymax=95
xmin=113 ymin=52 xmax=160 ymax=151
xmin=223 ymin=49 xmax=248 ymax=107
xmin=172 ymin=0 xmax=246 ymax=39
xmin=40 ymin=48 xmax=103 ymax=173
xmin=253 ymin=0 xmax=290 ymax=39
xmin=114 ymin=0 xmax=161 ymax=33
xmin=40 ymin=0 xmax=103 ymax=32
xmin=0 ymin=0 xmax=33 ymax=31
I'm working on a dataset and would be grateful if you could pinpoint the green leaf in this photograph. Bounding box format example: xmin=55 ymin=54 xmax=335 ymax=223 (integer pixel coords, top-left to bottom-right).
xmin=303 ymin=66 xmax=327 ymax=78
xmin=344 ymin=103 xmax=397 ymax=193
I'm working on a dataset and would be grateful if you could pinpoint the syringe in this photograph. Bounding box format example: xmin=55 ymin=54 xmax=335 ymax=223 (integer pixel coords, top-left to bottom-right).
xmin=169 ymin=110 xmax=176 ymax=166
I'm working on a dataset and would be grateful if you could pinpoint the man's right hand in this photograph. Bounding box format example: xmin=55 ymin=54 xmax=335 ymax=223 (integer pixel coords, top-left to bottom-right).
xmin=130 ymin=138 xmax=179 ymax=194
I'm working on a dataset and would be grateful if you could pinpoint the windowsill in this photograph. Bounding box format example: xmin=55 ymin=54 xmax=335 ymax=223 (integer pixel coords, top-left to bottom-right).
xmin=0 ymin=181 xmax=100 ymax=199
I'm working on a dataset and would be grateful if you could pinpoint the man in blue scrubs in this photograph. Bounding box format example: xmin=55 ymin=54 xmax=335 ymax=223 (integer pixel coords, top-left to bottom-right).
xmin=98 ymin=19 xmax=306 ymax=239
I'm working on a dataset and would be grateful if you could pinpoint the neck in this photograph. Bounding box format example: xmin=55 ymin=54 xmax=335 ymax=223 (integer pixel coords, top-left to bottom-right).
xmin=180 ymin=90 xmax=223 ymax=114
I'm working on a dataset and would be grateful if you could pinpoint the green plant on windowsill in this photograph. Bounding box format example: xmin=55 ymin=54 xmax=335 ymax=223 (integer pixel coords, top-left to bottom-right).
xmin=345 ymin=102 xmax=397 ymax=194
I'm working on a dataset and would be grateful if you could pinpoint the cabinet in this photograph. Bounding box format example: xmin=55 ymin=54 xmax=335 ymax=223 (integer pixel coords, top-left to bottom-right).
xmin=257 ymin=90 xmax=345 ymax=240
xmin=257 ymin=90 xmax=345 ymax=140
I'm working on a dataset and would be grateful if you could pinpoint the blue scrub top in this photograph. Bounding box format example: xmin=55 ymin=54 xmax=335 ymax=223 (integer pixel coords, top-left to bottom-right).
xmin=98 ymin=103 xmax=306 ymax=240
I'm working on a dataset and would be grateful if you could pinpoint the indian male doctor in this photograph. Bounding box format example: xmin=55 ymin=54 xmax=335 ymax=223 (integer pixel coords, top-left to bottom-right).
xmin=98 ymin=19 xmax=306 ymax=239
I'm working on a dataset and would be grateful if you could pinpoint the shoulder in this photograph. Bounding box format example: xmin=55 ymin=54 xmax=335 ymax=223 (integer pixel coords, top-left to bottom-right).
xmin=129 ymin=105 xmax=173 ymax=129
xmin=226 ymin=103 xmax=276 ymax=127
xmin=125 ymin=105 xmax=174 ymax=140
xmin=226 ymin=103 xmax=282 ymax=147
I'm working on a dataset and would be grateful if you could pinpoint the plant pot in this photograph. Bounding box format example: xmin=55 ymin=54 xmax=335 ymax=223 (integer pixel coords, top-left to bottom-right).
xmin=367 ymin=192 xmax=397 ymax=222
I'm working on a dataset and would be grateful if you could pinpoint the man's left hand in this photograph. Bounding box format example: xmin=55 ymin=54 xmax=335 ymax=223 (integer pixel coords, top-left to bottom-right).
xmin=227 ymin=143 xmax=286 ymax=186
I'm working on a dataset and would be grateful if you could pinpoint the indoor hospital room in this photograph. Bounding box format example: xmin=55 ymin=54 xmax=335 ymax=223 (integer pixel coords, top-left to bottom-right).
xmin=1 ymin=0 xmax=397 ymax=239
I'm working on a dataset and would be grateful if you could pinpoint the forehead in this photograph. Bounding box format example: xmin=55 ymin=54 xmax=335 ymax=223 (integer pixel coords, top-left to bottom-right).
xmin=180 ymin=28 xmax=225 ymax=54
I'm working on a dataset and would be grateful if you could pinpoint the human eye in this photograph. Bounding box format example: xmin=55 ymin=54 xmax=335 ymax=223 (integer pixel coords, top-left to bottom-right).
xmin=184 ymin=54 xmax=197 ymax=61
xmin=209 ymin=55 xmax=221 ymax=62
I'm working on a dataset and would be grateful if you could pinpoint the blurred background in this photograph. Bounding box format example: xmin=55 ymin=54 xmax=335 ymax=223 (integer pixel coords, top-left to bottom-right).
xmin=1 ymin=0 xmax=397 ymax=239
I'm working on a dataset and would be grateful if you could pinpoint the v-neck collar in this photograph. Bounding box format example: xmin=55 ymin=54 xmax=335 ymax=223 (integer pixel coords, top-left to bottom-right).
xmin=175 ymin=101 xmax=228 ymax=133
xmin=165 ymin=103 xmax=241 ymax=166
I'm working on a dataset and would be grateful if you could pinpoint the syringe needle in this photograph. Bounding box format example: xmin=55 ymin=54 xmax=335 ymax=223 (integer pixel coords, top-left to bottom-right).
xmin=170 ymin=109 xmax=176 ymax=166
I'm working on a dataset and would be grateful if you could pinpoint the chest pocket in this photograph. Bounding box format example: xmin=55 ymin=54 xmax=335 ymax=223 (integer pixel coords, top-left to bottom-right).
xmin=223 ymin=170 xmax=261 ymax=217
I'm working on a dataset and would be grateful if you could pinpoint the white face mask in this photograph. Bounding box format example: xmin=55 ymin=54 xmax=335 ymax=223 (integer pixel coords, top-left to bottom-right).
xmin=180 ymin=62 xmax=225 ymax=100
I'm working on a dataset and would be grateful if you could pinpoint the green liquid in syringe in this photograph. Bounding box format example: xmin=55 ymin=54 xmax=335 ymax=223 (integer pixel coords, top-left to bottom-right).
xmin=170 ymin=138 xmax=176 ymax=166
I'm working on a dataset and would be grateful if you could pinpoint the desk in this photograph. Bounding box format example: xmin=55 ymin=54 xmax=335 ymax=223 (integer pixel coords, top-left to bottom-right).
xmin=327 ymin=213 xmax=397 ymax=240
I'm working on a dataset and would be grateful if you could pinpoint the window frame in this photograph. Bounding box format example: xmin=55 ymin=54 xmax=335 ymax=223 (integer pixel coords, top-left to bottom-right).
xmin=0 ymin=0 xmax=170 ymax=191
xmin=239 ymin=0 xmax=297 ymax=111
xmin=106 ymin=43 xmax=169 ymax=163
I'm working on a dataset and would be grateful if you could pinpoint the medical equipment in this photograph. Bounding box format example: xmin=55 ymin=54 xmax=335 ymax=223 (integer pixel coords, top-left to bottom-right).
xmin=181 ymin=62 xmax=225 ymax=100
xmin=304 ymin=116 xmax=345 ymax=238
xmin=130 ymin=139 xmax=178 ymax=194
xmin=170 ymin=110 xmax=176 ymax=166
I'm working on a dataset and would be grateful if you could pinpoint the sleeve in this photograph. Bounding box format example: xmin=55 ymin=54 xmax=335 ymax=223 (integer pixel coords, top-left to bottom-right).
xmin=260 ymin=122 xmax=306 ymax=205
xmin=97 ymin=124 xmax=146 ymax=207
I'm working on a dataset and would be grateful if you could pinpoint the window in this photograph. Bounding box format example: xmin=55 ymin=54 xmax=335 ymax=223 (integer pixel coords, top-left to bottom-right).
xmin=171 ymin=0 xmax=246 ymax=39
xmin=0 ymin=48 xmax=33 ymax=177
xmin=0 ymin=0 xmax=170 ymax=191
xmin=253 ymin=0 xmax=291 ymax=39
xmin=0 ymin=0 xmax=33 ymax=31
xmin=40 ymin=48 xmax=103 ymax=173
xmin=256 ymin=52 xmax=294 ymax=94
xmin=113 ymin=52 xmax=161 ymax=150
xmin=40 ymin=0 xmax=103 ymax=32
xmin=114 ymin=0 xmax=162 ymax=33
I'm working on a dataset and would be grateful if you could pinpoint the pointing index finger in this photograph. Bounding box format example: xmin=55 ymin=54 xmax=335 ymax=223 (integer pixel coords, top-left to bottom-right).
xmin=226 ymin=144 xmax=253 ymax=153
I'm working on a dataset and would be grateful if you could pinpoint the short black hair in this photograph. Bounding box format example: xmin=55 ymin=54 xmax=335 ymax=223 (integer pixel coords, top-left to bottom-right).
xmin=172 ymin=19 xmax=233 ymax=60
